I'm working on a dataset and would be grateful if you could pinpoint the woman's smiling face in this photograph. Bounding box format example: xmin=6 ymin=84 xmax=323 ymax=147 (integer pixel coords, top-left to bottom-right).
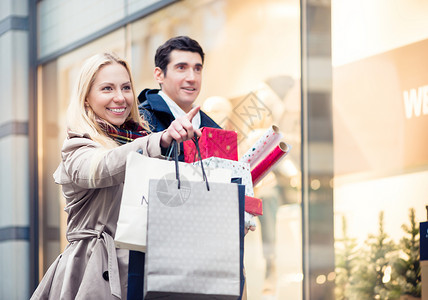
xmin=86 ymin=62 xmax=134 ymax=126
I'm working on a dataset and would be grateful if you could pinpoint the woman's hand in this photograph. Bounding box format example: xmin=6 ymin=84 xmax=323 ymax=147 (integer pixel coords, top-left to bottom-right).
xmin=160 ymin=106 xmax=202 ymax=148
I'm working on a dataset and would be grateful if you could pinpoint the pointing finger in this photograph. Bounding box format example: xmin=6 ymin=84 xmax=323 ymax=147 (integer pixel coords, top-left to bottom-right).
xmin=186 ymin=106 xmax=200 ymax=122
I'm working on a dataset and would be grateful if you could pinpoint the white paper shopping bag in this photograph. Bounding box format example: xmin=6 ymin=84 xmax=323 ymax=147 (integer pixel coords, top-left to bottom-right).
xmin=114 ymin=151 xmax=232 ymax=252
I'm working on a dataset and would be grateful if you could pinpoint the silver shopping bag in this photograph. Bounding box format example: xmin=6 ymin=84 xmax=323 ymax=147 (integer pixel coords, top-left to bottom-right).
xmin=144 ymin=141 xmax=241 ymax=299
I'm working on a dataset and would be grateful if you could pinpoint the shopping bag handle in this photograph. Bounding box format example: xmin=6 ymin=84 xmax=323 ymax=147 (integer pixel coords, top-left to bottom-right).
xmin=191 ymin=137 xmax=209 ymax=191
xmin=189 ymin=135 xmax=201 ymax=163
xmin=171 ymin=139 xmax=210 ymax=191
xmin=172 ymin=140 xmax=181 ymax=189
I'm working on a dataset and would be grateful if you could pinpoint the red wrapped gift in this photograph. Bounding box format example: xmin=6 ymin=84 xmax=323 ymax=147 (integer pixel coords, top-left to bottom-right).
xmin=245 ymin=196 xmax=263 ymax=216
xmin=184 ymin=127 xmax=238 ymax=162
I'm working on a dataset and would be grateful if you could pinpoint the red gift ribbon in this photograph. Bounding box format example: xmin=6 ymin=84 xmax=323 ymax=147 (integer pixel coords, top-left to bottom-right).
xmin=245 ymin=195 xmax=263 ymax=216
xmin=251 ymin=142 xmax=290 ymax=186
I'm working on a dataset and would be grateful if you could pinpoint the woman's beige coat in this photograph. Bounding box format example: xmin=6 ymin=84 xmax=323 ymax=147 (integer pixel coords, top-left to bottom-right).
xmin=31 ymin=131 xmax=164 ymax=300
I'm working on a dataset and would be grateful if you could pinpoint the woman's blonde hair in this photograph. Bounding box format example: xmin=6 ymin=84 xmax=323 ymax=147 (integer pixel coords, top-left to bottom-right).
xmin=66 ymin=52 xmax=150 ymax=148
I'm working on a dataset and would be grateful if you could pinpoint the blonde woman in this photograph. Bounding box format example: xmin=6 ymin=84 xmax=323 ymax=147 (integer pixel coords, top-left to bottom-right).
xmin=31 ymin=52 xmax=200 ymax=300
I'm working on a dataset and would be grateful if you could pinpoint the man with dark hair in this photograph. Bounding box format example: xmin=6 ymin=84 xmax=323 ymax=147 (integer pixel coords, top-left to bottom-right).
xmin=138 ymin=36 xmax=220 ymax=162
xmin=154 ymin=35 xmax=205 ymax=76
xmin=129 ymin=36 xmax=247 ymax=299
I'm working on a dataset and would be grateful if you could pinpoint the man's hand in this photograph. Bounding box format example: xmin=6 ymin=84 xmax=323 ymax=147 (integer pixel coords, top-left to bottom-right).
xmin=245 ymin=226 xmax=256 ymax=235
xmin=160 ymin=106 xmax=202 ymax=147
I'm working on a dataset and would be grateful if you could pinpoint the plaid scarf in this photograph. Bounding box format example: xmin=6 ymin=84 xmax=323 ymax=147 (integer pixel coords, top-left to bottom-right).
xmin=98 ymin=119 xmax=148 ymax=145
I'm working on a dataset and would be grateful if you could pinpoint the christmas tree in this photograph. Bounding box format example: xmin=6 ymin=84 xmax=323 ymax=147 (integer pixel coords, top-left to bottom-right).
xmin=335 ymin=215 xmax=358 ymax=300
xmin=348 ymin=211 xmax=400 ymax=300
xmin=394 ymin=208 xmax=421 ymax=298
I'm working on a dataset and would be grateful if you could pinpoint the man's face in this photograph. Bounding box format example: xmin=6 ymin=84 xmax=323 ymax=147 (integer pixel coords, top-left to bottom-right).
xmin=155 ymin=50 xmax=203 ymax=113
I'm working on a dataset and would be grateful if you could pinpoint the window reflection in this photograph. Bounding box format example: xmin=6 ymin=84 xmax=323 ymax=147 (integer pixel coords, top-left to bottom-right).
xmin=332 ymin=0 xmax=428 ymax=299
xmin=39 ymin=1 xmax=302 ymax=299
xmin=38 ymin=30 xmax=127 ymax=273
xmin=130 ymin=1 xmax=301 ymax=298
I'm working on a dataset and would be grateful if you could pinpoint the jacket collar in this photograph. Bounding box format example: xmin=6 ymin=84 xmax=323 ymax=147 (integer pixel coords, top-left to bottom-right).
xmin=200 ymin=111 xmax=222 ymax=129
xmin=138 ymin=88 xmax=221 ymax=129
xmin=138 ymin=89 xmax=173 ymax=115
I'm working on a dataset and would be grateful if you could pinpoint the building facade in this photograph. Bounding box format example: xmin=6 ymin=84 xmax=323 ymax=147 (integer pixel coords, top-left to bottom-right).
xmin=0 ymin=0 xmax=426 ymax=299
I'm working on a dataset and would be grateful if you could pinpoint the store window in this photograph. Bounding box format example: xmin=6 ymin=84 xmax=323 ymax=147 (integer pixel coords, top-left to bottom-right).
xmin=38 ymin=29 xmax=127 ymax=274
xmin=129 ymin=1 xmax=301 ymax=298
xmin=38 ymin=0 xmax=302 ymax=299
xmin=332 ymin=0 xmax=428 ymax=298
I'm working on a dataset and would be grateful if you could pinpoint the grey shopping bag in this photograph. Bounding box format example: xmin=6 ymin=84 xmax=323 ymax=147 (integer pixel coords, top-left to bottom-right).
xmin=144 ymin=141 xmax=241 ymax=299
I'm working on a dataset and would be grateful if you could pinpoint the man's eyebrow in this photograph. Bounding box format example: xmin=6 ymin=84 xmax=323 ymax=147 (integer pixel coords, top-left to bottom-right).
xmin=173 ymin=62 xmax=203 ymax=68
xmin=174 ymin=62 xmax=188 ymax=67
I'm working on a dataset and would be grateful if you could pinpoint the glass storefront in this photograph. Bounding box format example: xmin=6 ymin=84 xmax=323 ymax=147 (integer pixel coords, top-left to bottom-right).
xmin=332 ymin=0 xmax=427 ymax=299
xmin=37 ymin=0 xmax=302 ymax=299
xmin=35 ymin=0 xmax=428 ymax=299
xmin=37 ymin=29 xmax=128 ymax=273
xmin=130 ymin=2 xmax=302 ymax=298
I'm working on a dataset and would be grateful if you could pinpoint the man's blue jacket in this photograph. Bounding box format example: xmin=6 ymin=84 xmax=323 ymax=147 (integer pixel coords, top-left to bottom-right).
xmin=138 ymin=88 xmax=221 ymax=160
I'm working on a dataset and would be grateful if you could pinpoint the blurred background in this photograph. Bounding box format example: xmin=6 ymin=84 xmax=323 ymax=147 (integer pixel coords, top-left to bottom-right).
xmin=1 ymin=0 xmax=428 ymax=299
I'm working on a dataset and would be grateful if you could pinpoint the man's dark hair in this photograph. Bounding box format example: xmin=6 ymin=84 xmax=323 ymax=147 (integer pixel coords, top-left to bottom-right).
xmin=154 ymin=36 xmax=205 ymax=75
